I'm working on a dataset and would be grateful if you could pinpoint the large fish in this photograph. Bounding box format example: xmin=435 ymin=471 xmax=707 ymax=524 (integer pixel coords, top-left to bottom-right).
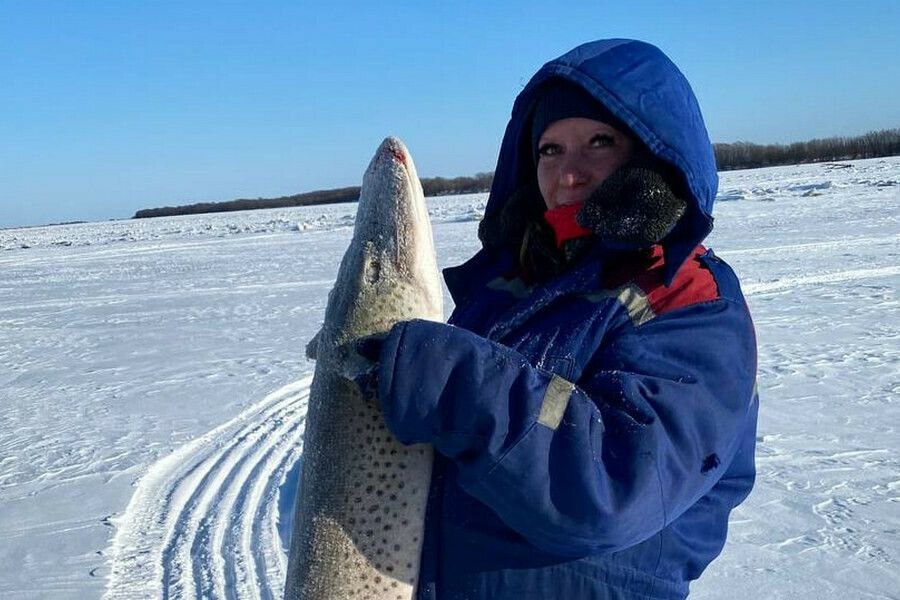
xmin=285 ymin=137 xmax=443 ymax=599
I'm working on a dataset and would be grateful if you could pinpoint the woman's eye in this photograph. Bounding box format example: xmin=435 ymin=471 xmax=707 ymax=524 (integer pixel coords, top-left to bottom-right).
xmin=538 ymin=143 xmax=562 ymax=157
xmin=590 ymin=134 xmax=615 ymax=148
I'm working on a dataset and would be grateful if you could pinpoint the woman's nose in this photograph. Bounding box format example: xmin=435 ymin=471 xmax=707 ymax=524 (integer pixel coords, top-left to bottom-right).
xmin=560 ymin=157 xmax=589 ymax=187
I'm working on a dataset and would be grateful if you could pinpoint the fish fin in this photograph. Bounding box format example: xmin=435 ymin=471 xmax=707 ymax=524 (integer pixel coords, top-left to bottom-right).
xmin=306 ymin=329 xmax=322 ymax=360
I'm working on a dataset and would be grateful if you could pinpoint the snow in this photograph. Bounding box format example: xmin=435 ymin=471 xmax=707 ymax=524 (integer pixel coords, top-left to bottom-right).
xmin=0 ymin=158 xmax=897 ymax=598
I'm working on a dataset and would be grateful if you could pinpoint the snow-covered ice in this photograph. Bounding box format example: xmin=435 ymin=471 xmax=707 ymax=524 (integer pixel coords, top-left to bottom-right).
xmin=0 ymin=158 xmax=897 ymax=598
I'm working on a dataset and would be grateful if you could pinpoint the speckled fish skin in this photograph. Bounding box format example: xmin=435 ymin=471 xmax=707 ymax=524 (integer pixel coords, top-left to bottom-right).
xmin=285 ymin=137 xmax=443 ymax=600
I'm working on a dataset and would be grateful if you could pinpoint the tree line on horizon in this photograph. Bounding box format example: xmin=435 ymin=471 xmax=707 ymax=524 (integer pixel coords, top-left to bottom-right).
xmin=134 ymin=128 xmax=899 ymax=219
xmin=714 ymin=128 xmax=899 ymax=170
xmin=132 ymin=174 xmax=496 ymax=219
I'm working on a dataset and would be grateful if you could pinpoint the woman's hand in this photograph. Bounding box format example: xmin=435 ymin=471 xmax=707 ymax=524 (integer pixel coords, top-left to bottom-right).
xmin=351 ymin=334 xmax=386 ymax=399
xmin=577 ymin=164 xmax=686 ymax=245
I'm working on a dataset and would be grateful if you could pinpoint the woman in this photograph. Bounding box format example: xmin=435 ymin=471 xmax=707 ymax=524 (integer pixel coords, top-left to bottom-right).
xmin=365 ymin=39 xmax=758 ymax=599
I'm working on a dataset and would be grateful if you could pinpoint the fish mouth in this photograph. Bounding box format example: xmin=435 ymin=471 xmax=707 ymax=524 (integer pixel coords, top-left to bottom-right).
xmin=358 ymin=137 xmax=427 ymax=240
xmin=380 ymin=136 xmax=409 ymax=170
xmin=373 ymin=136 xmax=413 ymax=185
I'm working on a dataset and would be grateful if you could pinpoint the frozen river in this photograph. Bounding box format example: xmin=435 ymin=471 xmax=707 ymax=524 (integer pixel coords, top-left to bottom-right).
xmin=1 ymin=157 xmax=897 ymax=598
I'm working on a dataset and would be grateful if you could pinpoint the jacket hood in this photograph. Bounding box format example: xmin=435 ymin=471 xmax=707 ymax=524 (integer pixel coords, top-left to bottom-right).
xmin=485 ymin=39 xmax=718 ymax=282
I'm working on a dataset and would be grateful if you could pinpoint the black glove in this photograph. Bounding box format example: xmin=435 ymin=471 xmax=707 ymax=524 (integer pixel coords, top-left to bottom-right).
xmin=355 ymin=335 xmax=384 ymax=363
xmin=577 ymin=165 xmax=686 ymax=246
xmin=351 ymin=335 xmax=385 ymax=399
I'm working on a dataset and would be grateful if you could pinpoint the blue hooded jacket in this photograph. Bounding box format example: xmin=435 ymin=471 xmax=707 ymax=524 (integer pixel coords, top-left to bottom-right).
xmin=375 ymin=39 xmax=758 ymax=599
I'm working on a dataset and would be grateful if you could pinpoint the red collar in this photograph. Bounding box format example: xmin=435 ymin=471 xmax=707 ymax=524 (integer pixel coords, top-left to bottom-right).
xmin=542 ymin=203 xmax=592 ymax=248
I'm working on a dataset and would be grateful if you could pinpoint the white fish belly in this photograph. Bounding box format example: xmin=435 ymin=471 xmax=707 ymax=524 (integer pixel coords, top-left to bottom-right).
xmin=284 ymin=367 xmax=433 ymax=600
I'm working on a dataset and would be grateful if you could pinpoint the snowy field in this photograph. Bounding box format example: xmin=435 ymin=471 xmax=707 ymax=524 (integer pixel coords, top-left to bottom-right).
xmin=1 ymin=157 xmax=897 ymax=599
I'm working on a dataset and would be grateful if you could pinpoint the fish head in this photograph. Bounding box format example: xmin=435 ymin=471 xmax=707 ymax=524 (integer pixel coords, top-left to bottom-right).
xmin=318 ymin=137 xmax=443 ymax=373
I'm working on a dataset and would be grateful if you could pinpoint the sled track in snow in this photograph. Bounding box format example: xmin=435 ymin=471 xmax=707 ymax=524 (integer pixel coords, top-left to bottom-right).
xmin=743 ymin=265 xmax=900 ymax=295
xmin=104 ymin=377 xmax=311 ymax=600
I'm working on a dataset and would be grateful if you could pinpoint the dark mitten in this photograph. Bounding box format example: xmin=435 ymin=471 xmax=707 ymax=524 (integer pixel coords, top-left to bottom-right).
xmin=355 ymin=335 xmax=384 ymax=363
xmin=352 ymin=335 xmax=385 ymax=399
xmin=577 ymin=166 xmax=686 ymax=246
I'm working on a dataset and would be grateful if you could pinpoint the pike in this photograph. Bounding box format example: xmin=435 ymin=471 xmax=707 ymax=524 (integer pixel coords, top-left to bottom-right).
xmin=285 ymin=137 xmax=443 ymax=599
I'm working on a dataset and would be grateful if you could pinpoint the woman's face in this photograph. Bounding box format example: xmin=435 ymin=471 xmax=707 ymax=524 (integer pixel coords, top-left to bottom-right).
xmin=536 ymin=117 xmax=634 ymax=210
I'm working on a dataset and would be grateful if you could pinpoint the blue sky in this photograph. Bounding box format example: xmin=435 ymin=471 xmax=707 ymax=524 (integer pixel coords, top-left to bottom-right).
xmin=2 ymin=0 xmax=898 ymax=228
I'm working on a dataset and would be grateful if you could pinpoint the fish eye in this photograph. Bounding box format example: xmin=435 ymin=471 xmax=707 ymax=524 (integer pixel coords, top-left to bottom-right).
xmin=365 ymin=256 xmax=382 ymax=284
xmin=363 ymin=243 xmax=383 ymax=285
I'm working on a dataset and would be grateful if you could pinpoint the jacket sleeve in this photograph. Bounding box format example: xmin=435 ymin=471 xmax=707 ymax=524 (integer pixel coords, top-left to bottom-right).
xmin=376 ymin=299 xmax=757 ymax=557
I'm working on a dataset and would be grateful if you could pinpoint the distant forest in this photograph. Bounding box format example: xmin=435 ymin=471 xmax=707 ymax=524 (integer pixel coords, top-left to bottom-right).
xmin=133 ymin=128 xmax=899 ymax=219
xmin=132 ymin=174 xmax=495 ymax=219
xmin=714 ymin=128 xmax=899 ymax=170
